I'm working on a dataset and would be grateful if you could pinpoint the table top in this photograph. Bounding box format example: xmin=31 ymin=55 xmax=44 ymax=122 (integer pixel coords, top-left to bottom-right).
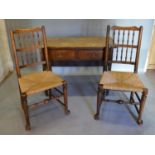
xmin=47 ymin=36 xmax=107 ymax=49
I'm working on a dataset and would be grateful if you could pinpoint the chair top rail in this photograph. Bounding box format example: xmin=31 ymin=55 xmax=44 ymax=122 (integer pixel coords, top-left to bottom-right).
xmin=112 ymin=26 xmax=142 ymax=31
xmin=12 ymin=27 xmax=42 ymax=33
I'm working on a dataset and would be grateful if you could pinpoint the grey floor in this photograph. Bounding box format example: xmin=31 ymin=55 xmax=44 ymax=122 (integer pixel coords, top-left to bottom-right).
xmin=0 ymin=70 xmax=155 ymax=135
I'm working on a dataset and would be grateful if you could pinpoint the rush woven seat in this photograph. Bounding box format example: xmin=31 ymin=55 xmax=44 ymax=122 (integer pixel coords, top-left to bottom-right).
xmin=19 ymin=71 xmax=64 ymax=95
xmin=10 ymin=26 xmax=70 ymax=130
xmin=100 ymin=71 xmax=144 ymax=92
xmin=94 ymin=25 xmax=148 ymax=125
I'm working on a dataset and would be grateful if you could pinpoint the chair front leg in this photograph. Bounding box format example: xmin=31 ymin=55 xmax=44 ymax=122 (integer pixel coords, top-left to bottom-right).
xmin=94 ymin=84 xmax=103 ymax=120
xmin=137 ymin=88 xmax=148 ymax=125
xmin=63 ymin=81 xmax=70 ymax=115
xmin=21 ymin=93 xmax=31 ymax=130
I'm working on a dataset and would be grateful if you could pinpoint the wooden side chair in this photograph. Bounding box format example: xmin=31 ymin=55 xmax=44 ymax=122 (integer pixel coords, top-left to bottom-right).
xmin=94 ymin=25 xmax=148 ymax=124
xmin=10 ymin=26 xmax=70 ymax=130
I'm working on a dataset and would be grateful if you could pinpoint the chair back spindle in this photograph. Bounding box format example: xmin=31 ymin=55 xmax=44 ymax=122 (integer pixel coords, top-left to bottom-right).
xmin=105 ymin=25 xmax=143 ymax=73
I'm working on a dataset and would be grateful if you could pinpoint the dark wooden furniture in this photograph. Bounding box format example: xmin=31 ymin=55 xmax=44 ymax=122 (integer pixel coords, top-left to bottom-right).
xmin=46 ymin=37 xmax=109 ymax=69
xmin=10 ymin=26 xmax=70 ymax=130
xmin=94 ymin=25 xmax=148 ymax=125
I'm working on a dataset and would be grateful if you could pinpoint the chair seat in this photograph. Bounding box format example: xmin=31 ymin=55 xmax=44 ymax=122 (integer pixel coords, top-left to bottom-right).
xmin=18 ymin=71 xmax=64 ymax=95
xmin=99 ymin=71 xmax=145 ymax=92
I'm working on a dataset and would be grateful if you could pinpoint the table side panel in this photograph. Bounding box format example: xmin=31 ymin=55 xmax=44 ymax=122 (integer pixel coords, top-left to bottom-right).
xmin=47 ymin=37 xmax=107 ymax=66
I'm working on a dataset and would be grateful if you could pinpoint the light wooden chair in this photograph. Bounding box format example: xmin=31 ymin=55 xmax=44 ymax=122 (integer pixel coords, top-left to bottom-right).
xmin=10 ymin=26 xmax=70 ymax=130
xmin=94 ymin=25 xmax=148 ymax=124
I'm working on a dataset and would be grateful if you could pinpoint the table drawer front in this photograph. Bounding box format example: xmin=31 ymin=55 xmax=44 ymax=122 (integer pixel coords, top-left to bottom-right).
xmin=78 ymin=50 xmax=103 ymax=60
xmin=49 ymin=49 xmax=76 ymax=60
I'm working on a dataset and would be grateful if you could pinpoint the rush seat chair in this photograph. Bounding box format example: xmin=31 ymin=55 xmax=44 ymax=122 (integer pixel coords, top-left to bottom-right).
xmin=10 ymin=26 xmax=70 ymax=130
xmin=94 ymin=25 xmax=148 ymax=124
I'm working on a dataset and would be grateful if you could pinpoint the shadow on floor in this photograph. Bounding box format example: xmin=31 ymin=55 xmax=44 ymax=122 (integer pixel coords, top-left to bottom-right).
xmin=63 ymin=75 xmax=99 ymax=96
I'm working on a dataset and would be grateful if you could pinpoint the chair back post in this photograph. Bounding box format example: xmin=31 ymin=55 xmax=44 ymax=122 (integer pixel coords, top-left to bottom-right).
xmin=10 ymin=30 xmax=21 ymax=78
xmin=134 ymin=26 xmax=143 ymax=73
xmin=105 ymin=25 xmax=111 ymax=71
xmin=41 ymin=25 xmax=51 ymax=71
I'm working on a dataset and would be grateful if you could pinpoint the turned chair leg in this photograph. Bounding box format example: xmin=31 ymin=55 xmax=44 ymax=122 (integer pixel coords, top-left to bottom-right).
xmin=137 ymin=89 xmax=148 ymax=125
xmin=21 ymin=94 xmax=31 ymax=130
xmin=63 ymin=81 xmax=70 ymax=115
xmin=94 ymin=85 xmax=103 ymax=120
